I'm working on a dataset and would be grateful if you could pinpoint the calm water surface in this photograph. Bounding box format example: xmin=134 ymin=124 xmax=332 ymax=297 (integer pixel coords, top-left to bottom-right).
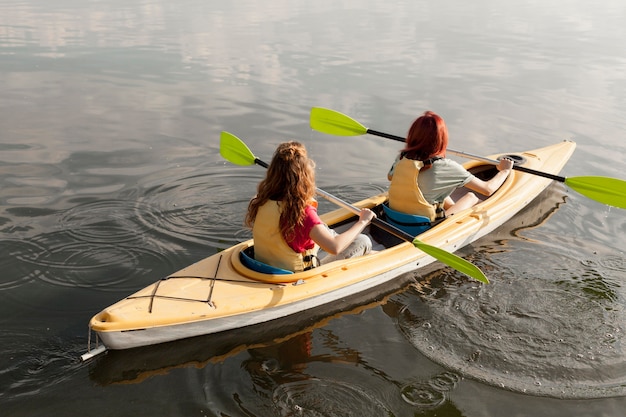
xmin=1 ymin=0 xmax=625 ymax=416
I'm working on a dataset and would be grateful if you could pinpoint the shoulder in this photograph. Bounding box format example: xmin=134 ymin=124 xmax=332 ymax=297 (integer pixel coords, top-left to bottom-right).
xmin=304 ymin=204 xmax=319 ymax=215
xmin=434 ymin=158 xmax=474 ymax=179
xmin=435 ymin=158 xmax=468 ymax=172
xmin=435 ymin=157 xmax=461 ymax=167
xmin=303 ymin=204 xmax=323 ymax=225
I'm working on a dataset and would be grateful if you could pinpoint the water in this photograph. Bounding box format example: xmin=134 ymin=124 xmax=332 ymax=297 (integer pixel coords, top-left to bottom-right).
xmin=1 ymin=0 xmax=625 ymax=415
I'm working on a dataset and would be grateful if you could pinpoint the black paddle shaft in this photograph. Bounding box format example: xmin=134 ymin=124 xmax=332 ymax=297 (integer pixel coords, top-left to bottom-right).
xmin=366 ymin=129 xmax=567 ymax=182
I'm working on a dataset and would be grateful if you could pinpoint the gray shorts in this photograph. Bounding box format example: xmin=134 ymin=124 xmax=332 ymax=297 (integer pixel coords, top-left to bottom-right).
xmin=319 ymin=232 xmax=372 ymax=264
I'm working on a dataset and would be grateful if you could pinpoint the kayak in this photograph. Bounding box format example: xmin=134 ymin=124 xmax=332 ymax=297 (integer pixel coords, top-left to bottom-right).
xmin=84 ymin=140 xmax=576 ymax=355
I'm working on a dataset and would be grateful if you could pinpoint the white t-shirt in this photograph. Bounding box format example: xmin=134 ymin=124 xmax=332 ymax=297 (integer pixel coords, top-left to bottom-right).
xmin=388 ymin=156 xmax=474 ymax=204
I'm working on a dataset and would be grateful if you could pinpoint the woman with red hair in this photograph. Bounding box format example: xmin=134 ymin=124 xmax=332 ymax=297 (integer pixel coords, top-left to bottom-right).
xmin=387 ymin=111 xmax=513 ymax=220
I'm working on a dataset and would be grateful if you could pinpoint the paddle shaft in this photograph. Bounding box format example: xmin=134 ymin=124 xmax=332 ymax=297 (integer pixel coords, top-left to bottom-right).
xmin=314 ymin=188 xmax=416 ymax=242
xmin=254 ymin=158 xmax=416 ymax=242
xmin=366 ymin=128 xmax=567 ymax=182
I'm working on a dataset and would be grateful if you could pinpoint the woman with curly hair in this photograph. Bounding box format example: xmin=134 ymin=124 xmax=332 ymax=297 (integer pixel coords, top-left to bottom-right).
xmin=246 ymin=141 xmax=375 ymax=272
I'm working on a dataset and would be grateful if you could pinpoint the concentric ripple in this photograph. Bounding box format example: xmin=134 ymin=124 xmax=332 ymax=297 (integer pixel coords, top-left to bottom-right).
xmin=398 ymin=246 xmax=626 ymax=399
xmin=400 ymin=382 xmax=445 ymax=408
xmin=31 ymin=239 xmax=175 ymax=290
xmin=400 ymin=371 xmax=461 ymax=409
xmin=58 ymin=199 xmax=154 ymax=244
xmin=0 ymin=239 xmax=47 ymax=290
xmin=272 ymin=378 xmax=392 ymax=416
xmin=137 ymin=171 xmax=255 ymax=248
xmin=3 ymin=231 xmax=180 ymax=292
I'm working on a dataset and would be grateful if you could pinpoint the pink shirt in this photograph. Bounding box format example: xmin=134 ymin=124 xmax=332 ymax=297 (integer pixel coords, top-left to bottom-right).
xmin=287 ymin=204 xmax=323 ymax=253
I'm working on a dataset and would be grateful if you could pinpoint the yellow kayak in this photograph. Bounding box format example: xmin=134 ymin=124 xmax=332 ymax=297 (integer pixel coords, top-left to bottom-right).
xmin=85 ymin=140 xmax=576 ymax=354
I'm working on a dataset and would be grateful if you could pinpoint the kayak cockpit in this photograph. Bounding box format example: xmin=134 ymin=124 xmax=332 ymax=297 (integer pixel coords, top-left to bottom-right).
xmin=239 ymin=246 xmax=294 ymax=275
xmin=232 ymin=241 xmax=327 ymax=284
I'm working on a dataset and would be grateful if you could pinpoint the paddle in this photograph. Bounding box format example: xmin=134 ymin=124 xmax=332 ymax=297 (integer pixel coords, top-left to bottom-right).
xmin=310 ymin=107 xmax=626 ymax=210
xmin=219 ymin=131 xmax=489 ymax=283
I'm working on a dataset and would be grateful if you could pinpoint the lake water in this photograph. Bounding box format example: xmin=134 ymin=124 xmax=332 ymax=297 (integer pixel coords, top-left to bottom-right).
xmin=1 ymin=0 xmax=626 ymax=416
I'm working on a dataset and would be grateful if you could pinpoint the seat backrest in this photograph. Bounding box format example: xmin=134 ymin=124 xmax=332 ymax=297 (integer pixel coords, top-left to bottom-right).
xmin=382 ymin=203 xmax=432 ymax=236
xmin=240 ymin=246 xmax=294 ymax=275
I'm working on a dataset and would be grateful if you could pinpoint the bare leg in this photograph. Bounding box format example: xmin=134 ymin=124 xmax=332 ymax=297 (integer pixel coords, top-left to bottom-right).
xmin=320 ymin=234 xmax=372 ymax=264
xmin=445 ymin=192 xmax=479 ymax=216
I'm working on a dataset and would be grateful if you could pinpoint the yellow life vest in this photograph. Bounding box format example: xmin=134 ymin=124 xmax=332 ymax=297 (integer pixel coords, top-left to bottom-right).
xmin=252 ymin=200 xmax=319 ymax=272
xmin=388 ymin=158 xmax=441 ymax=221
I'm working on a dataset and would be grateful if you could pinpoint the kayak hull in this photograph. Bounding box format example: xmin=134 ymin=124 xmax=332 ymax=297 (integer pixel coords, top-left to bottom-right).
xmin=89 ymin=141 xmax=576 ymax=351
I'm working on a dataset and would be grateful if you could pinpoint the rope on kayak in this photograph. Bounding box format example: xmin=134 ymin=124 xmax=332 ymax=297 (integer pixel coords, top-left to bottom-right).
xmin=147 ymin=278 xmax=162 ymax=313
xmin=130 ymin=293 xmax=227 ymax=305
xmin=87 ymin=327 xmax=98 ymax=351
xmin=128 ymin=284 xmax=282 ymax=309
xmin=132 ymin=255 xmax=286 ymax=313
xmin=161 ymin=276 xmax=287 ymax=285
xmin=205 ymin=254 xmax=221 ymax=308
xmin=81 ymin=328 xmax=106 ymax=361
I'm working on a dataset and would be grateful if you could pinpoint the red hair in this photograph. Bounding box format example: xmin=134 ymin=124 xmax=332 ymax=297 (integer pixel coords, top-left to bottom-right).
xmin=402 ymin=111 xmax=448 ymax=161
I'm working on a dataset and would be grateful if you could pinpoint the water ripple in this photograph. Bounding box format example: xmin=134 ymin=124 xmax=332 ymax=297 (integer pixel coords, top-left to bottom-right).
xmin=0 ymin=332 xmax=84 ymax=400
xmin=2 ymin=231 xmax=180 ymax=292
xmin=58 ymin=199 xmax=154 ymax=244
xmin=272 ymin=378 xmax=392 ymax=417
xmin=400 ymin=371 xmax=460 ymax=409
xmin=397 ymin=245 xmax=626 ymax=399
xmin=0 ymin=239 xmax=47 ymax=290
xmin=31 ymin=237 xmax=174 ymax=290
xmin=400 ymin=381 xmax=445 ymax=408
xmin=137 ymin=171 xmax=255 ymax=249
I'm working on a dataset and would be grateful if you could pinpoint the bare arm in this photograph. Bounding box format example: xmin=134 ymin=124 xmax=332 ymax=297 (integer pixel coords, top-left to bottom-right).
xmin=464 ymin=158 xmax=513 ymax=196
xmin=309 ymin=209 xmax=376 ymax=255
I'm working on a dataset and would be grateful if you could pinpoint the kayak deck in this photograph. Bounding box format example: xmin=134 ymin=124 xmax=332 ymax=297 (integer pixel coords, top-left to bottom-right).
xmin=86 ymin=140 xmax=576 ymax=352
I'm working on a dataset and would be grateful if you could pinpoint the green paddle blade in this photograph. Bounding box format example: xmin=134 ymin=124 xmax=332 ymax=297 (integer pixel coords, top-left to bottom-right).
xmin=413 ymin=238 xmax=489 ymax=284
xmin=220 ymin=131 xmax=256 ymax=166
xmin=565 ymin=176 xmax=626 ymax=209
xmin=310 ymin=107 xmax=368 ymax=136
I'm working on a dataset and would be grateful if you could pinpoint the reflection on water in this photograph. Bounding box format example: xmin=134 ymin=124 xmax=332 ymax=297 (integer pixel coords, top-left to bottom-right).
xmin=244 ymin=332 xmax=394 ymax=417
xmin=202 ymin=327 xmax=465 ymax=416
xmin=272 ymin=378 xmax=392 ymax=417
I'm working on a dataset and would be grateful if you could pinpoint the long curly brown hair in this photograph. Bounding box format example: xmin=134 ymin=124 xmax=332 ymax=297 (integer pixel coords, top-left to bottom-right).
xmin=245 ymin=141 xmax=316 ymax=241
